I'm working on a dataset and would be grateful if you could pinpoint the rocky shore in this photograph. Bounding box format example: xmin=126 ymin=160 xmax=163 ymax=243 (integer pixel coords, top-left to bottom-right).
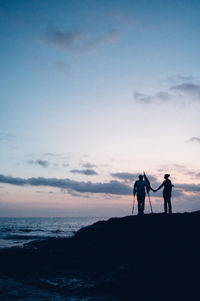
xmin=0 ymin=211 xmax=200 ymax=300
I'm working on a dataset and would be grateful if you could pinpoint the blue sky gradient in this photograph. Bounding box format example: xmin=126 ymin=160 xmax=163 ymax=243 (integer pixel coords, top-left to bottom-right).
xmin=0 ymin=0 xmax=200 ymax=216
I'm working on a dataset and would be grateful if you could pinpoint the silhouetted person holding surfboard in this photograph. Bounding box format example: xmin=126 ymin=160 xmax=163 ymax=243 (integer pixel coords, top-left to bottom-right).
xmin=155 ymin=174 xmax=174 ymax=214
xmin=133 ymin=175 xmax=151 ymax=215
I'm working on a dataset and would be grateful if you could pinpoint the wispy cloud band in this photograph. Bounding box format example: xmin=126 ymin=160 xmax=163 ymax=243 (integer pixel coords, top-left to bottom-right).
xmin=134 ymin=80 xmax=200 ymax=104
xmin=1 ymin=174 xmax=198 ymax=197
xmin=70 ymin=169 xmax=98 ymax=176
xmin=0 ymin=175 xmax=131 ymax=195
xmin=188 ymin=136 xmax=200 ymax=143
xmin=28 ymin=160 xmax=50 ymax=168
xmin=43 ymin=26 xmax=119 ymax=53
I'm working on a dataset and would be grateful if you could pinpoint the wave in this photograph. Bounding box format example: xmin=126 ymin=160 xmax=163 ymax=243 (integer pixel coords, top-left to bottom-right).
xmin=1 ymin=228 xmax=44 ymax=233
xmin=2 ymin=235 xmax=48 ymax=240
xmin=18 ymin=228 xmax=44 ymax=233
xmin=1 ymin=228 xmax=13 ymax=233
xmin=51 ymin=229 xmax=64 ymax=234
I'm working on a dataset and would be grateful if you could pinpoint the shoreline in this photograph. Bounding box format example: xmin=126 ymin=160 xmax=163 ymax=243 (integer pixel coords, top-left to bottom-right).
xmin=0 ymin=211 xmax=200 ymax=300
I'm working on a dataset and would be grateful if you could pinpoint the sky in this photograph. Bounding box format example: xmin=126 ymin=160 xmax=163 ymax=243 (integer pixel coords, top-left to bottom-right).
xmin=0 ymin=0 xmax=200 ymax=217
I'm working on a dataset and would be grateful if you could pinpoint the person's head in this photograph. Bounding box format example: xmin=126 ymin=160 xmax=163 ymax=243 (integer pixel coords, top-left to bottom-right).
xmin=139 ymin=175 xmax=143 ymax=180
xmin=164 ymin=174 xmax=170 ymax=179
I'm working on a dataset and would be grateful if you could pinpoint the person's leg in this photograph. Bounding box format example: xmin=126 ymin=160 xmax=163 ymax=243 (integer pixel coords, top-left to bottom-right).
xmin=141 ymin=194 xmax=145 ymax=214
xmin=168 ymin=196 xmax=172 ymax=213
xmin=164 ymin=194 xmax=172 ymax=214
xmin=163 ymin=195 xmax=167 ymax=213
xmin=137 ymin=195 xmax=141 ymax=214
xmin=137 ymin=195 xmax=144 ymax=214
xmin=137 ymin=200 xmax=140 ymax=214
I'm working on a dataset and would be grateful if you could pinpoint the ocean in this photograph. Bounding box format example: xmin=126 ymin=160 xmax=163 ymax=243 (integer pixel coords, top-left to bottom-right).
xmin=0 ymin=216 xmax=110 ymax=300
xmin=0 ymin=217 xmax=102 ymax=249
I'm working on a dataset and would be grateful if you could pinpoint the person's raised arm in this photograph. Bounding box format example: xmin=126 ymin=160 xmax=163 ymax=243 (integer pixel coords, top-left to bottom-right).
xmin=144 ymin=181 xmax=155 ymax=192
xmin=155 ymin=182 xmax=164 ymax=192
xmin=150 ymin=186 xmax=156 ymax=192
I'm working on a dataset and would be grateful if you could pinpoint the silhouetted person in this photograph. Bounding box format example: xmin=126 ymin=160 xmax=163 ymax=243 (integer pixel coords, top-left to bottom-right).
xmin=155 ymin=174 xmax=174 ymax=214
xmin=133 ymin=175 xmax=150 ymax=215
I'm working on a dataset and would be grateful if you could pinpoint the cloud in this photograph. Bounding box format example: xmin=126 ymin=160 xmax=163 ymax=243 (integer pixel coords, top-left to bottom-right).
xmin=134 ymin=78 xmax=200 ymax=104
xmin=36 ymin=190 xmax=55 ymax=194
xmin=62 ymin=163 xmax=69 ymax=167
xmin=43 ymin=153 xmax=69 ymax=160
xmin=163 ymin=75 xmax=194 ymax=85
xmin=175 ymin=75 xmax=194 ymax=82
xmin=0 ymin=175 xmax=131 ymax=196
xmin=111 ymin=172 xmax=136 ymax=182
xmin=68 ymin=190 xmax=90 ymax=198
xmin=70 ymin=169 xmax=98 ymax=176
xmin=43 ymin=153 xmax=56 ymax=157
xmin=111 ymin=172 xmax=158 ymax=184
xmin=28 ymin=160 xmax=50 ymax=168
xmin=44 ymin=26 xmax=84 ymax=50
xmin=43 ymin=25 xmax=119 ymax=53
xmin=0 ymin=174 xmax=199 ymax=201
xmin=82 ymin=162 xmax=96 ymax=168
xmin=188 ymin=136 xmax=200 ymax=143
xmin=134 ymin=91 xmax=170 ymax=103
xmin=170 ymin=83 xmax=200 ymax=97
xmin=0 ymin=175 xmax=27 ymax=186
xmin=175 ymin=183 xmax=200 ymax=193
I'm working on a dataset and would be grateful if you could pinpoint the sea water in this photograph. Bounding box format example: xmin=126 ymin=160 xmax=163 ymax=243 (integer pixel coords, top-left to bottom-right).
xmin=0 ymin=216 xmax=109 ymax=300
xmin=0 ymin=217 xmax=102 ymax=249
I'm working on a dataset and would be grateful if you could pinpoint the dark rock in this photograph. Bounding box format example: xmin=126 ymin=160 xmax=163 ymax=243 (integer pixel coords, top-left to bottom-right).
xmin=0 ymin=211 xmax=200 ymax=300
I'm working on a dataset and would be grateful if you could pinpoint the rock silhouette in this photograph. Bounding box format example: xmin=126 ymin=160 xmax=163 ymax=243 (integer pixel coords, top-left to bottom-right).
xmin=0 ymin=211 xmax=200 ymax=300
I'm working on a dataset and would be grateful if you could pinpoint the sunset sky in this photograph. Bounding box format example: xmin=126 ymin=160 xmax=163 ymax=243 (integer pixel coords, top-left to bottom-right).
xmin=0 ymin=0 xmax=200 ymax=217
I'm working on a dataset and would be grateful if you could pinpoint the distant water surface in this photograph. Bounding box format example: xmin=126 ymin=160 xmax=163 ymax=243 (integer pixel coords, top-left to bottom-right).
xmin=0 ymin=217 xmax=102 ymax=249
